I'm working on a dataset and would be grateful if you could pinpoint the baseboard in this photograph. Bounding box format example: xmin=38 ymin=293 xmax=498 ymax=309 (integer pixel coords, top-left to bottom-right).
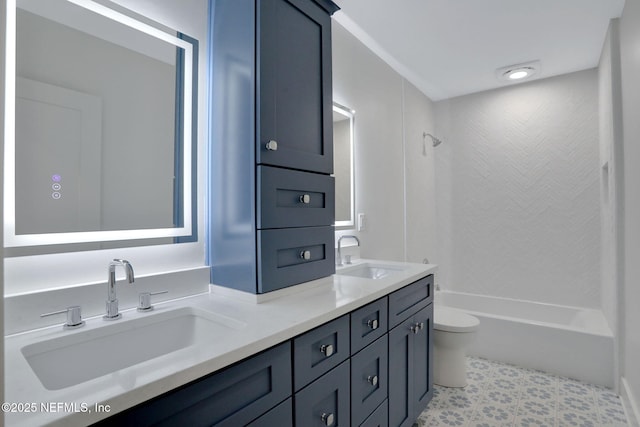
xmin=621 ymin=377 xmax=640 ymax=427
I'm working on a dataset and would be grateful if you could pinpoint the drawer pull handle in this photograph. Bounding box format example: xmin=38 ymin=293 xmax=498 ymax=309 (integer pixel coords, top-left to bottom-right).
xmin=367 ymin=375 xmax=379 ymax=386
xmin=367 ymin=319 xmax=379 ymax=330
xmin=320 ymin=344 xmax=334 ymax=357
xmin=265 ymin=140 xmax=278 ymax=151
xmin=300 ymin=250 xmax=311 ymax=260
xmin=321 ymin=412 xmax=335 ymax=426
xmin=299 ymin=194 xmax=311 ymax=204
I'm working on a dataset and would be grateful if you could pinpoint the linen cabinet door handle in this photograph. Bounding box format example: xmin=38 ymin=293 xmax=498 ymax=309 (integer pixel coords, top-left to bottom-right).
xmin=265 ymin=140 xmax=278 ymax=151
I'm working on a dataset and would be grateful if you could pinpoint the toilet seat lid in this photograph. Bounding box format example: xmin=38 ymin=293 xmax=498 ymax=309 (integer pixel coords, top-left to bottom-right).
xmin=434 ymin=306 xmax=480 ymax=333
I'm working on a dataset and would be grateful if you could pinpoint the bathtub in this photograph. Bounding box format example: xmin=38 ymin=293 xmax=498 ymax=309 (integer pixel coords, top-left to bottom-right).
xmin=436 ymin=290 xmax=615 ymax=388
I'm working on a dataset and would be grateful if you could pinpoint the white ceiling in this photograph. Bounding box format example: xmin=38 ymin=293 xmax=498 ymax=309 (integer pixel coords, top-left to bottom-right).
xmin=333 ymin=0 xmax=626 ymax=101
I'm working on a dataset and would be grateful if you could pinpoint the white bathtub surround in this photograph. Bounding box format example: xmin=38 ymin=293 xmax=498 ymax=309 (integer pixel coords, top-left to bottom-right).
xmin=4 ymin=260 xmax=435 ymax=426
xmin=437 ymin=290 xmax=614 ymax=388
xmin=418 ymin=357 xmax=628 ymax=426
xmin=434 ymin=69 xmax=601 ymax=309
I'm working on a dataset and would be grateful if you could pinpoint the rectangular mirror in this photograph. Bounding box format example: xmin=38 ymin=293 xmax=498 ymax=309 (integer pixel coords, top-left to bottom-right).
xmin=333 ymin=102 xmax=354 ymax=228
xmin=3 ymin=0 xmax=197 ymax=248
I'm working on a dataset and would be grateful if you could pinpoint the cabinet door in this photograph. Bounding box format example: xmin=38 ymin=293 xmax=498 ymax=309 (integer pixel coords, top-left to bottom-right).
xmin=258 ymin=0 xmax=333 ymax=174
xmin=388 ymin=316 xmax=415 ymax=427
xmin=360 ymin=400 xmax=388 ymax=427
xmin=351 ymin=335 xmax=388 ymax=426
xmin=412 ymin=304 xmax=433 ymax=419
xmin=295 ymin=360 xmax=351 ymax=427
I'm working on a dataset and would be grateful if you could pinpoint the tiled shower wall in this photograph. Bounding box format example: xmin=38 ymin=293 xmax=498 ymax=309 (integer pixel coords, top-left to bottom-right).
xmin=434 ymin=70 xmax=601 ymax=308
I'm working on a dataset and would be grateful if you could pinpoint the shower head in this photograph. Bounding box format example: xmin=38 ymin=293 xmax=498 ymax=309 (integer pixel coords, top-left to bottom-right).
xmin=423 ymin=132 xmax=443 ymax=147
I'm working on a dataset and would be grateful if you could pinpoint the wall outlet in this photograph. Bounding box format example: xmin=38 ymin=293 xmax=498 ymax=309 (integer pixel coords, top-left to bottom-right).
xmin=357 ymin=213 xmax=366 ymax=231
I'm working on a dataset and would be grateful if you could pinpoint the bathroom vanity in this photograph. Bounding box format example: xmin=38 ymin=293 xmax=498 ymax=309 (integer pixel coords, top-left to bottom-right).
xmin=3 ymin=260 xmax=436 ymax=427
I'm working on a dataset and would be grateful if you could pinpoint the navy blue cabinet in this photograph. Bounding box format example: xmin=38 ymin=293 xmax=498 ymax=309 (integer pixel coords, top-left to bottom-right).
xmin=351 ymin=335 xmax=389 ymax=426
xmin=95 ymin=342 xmax=292 ymax=427
xmin=388 ymin=302 xmax=434 ymax=427
xmin=95 ymin=276 xmax=432 ymax=426
xmin=295 ymin=360 xmax=351 ymax=427
xmin=293 ymin=315 xmax=350 ymax=391
xmin=209 ymin=0 xmax=339 ymax=294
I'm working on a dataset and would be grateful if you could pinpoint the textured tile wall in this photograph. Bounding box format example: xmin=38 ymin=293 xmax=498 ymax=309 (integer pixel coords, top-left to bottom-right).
xmin=434 ymin=70 xmax=601 ymax=308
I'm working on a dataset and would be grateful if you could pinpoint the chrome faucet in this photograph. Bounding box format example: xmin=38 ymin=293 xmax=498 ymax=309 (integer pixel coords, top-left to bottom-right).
xmin=337 ymin=235 xmax=360 ymax=266
xmin=104 ymin=259 xmax=135 ymax=320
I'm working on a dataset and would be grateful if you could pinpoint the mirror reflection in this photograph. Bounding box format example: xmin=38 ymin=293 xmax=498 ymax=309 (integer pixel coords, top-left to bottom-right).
xmin=5 ymin=0 xmax=195 ymax=247
xmin=333 ymin=103 xmax=354 ymax=228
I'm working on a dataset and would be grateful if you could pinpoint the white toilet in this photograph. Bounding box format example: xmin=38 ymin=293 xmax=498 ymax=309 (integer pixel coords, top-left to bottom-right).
xmin=433 ymin=306 xmax=480 ymax=387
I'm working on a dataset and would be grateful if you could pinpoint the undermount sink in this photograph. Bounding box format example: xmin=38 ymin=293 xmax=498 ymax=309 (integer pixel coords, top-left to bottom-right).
xmin=21 ymin=307 xmax=244 ymax=390
xmin=337 ymin=262 xmax=406 ymax=280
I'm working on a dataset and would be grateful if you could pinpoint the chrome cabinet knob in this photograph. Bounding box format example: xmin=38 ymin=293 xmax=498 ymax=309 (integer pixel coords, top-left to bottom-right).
xmin=410 ymin=324 xmax=419 ymax=334
xmin=299 ymin=194 xmax=311 ymax=204
xmin=138 ymin=290 xmax=169 ymax=312
xmin=321 ymin=412 xmax=335 ymax=426
xmin=41 ymin=306 xmax=85 ymax=330
xmin=367 ymin=375 xmax=379 ymax=386
xmin=320 ymin=344 xmax=334 ymax=357
xmin=367 ymin=319 xmax=379 ymax=330
xmin=418 ymin=322 xmax=425 ymax=330
xmin=300 ymin=250 xmax=311 ymax=260
xmin=265 ymin=140 xmax=278 ymax=151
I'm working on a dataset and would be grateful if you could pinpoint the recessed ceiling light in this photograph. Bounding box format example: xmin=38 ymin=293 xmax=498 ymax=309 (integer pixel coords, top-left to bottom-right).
xmin=496 ymin=61 xmax=540 ymax=83
xmin=506 ymin=69 xmax=531 ymax=80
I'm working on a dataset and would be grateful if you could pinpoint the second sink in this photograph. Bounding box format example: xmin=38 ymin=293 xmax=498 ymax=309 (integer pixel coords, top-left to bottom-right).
xmin=337 ymin=262 xmax=405 ymax=280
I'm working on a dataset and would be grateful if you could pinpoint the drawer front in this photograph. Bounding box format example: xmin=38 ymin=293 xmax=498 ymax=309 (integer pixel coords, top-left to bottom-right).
xmin=295 ymin=360 xmax=351 ymax=427
xmin=388 ymin=275 xmax=433 ymax=328
xmin=350 ymin=297 xmax=388 ymax=354
xmin=294 ymin=315 xmax=350 ymax=391
xmin=360 ymin=400 xmax=388 ymax=427
xmin=258 ymin=226 xmax=335 ymax=293
xmin=351 ymin=335 xmax=388 ymax=426
xmin=101 ymin=342 xmax=292 ymax=427
xmin=246 ymin=397 xmax=292 ymax=427
xmin=258 ymin=166 xmax=335 ymax=229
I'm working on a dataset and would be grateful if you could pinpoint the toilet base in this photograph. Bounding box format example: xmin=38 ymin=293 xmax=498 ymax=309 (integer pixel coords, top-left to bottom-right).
xmin=433 ymin=330 xmax=475 ymax=388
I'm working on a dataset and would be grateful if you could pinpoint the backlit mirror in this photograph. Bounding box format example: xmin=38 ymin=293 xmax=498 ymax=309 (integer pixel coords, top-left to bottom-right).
xmin=3 ymin=0 xmax=196 ymax=248
xmin=333 ymin=103 xmax=354 ymax=228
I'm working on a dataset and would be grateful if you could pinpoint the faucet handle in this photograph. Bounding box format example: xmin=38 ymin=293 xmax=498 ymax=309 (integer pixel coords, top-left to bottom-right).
xmin=41 ymin=306 xmax=85 ymax=330
xmin=137 ymin=291 xmax=168 ymax=312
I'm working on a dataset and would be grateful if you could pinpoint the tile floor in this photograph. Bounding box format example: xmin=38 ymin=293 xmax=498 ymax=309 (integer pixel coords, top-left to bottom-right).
xmin=417 ymin=357 xmax=628 ymax=427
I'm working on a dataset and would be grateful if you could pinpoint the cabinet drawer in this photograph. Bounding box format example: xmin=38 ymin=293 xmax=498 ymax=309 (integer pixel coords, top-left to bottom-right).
xmin=295 ymin=360 xmax=351 ymax=427
xmin=350 ymin=297 xmax=388 ymax=354
xmin=258 ymin=166 xmax=335 ymax=229
xmin=351 ymin=335 xmax=388 ymax=426
xmin=388 ymin=275 xmax=433 ymax=328
xmin=258 ymin=226 xmax=335 ymax=293
xmin=293 ymin=315 xmax=350 ymax=391
xmin=360 ymin=400 xmax=388 ymax=427
xmin=99 ymin=342 xmax=292 ymax=427
xmin=246 ymin=397 xmax=292 ymax=427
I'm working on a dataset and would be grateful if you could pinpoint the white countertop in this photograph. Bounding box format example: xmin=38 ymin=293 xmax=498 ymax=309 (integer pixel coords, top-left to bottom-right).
xmin=4 ymin=259 xmax=436 ymax=427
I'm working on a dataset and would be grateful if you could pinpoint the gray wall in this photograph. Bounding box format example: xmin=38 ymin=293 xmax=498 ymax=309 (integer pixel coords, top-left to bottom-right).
xmin=332 ymin=21 xmax=438 ymax=263
xmin=620 ymin=0 xmax=640 ymax=420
